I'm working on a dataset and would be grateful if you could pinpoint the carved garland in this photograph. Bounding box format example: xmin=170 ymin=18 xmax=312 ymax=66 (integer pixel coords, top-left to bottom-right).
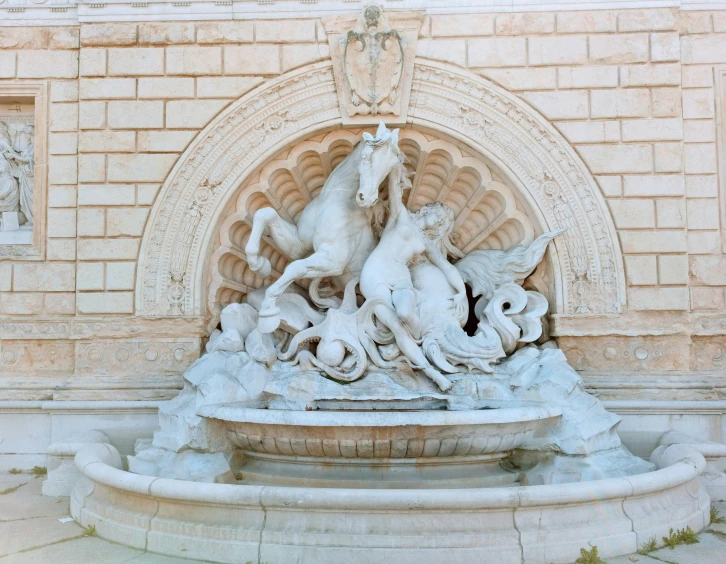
xmin=136 ymin=59 xmax=625 ymax=319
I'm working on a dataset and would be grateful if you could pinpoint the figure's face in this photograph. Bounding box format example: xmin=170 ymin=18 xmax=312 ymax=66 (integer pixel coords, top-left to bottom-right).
xmin=357 ymin=140 xmax=398 ymax=208
xmin=417 ymin=207 xmax=448 ymax=236
xmin=364 ymin=6 xmax=381 ymax=28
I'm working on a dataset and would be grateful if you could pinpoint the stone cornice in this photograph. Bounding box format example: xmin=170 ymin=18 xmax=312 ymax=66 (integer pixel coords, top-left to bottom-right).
xmin=1 ymin=0 xmax=724 ymax=27
xmin=0 ymin=315 xmax=206 ymax=339
xmin=551 ymin=312 xmax=726 ymax=337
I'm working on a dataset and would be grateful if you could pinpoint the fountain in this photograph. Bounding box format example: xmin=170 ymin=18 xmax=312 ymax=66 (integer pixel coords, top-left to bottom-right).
xmin=66 ymin=124 xmax=711 ymax=564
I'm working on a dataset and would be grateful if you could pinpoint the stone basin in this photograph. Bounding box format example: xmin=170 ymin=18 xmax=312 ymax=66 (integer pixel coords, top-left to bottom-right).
xmin=197 ymin=404 xmax=562 ymax=488
xmin=70 ymin=439 xmax=711 ymax=564
xmin=199 ymin=404 xmax=561 ymax=458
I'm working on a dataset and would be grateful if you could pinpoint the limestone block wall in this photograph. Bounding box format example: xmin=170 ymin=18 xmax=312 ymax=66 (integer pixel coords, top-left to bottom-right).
xmin=0 ymin=7 xmax=724 ymax=413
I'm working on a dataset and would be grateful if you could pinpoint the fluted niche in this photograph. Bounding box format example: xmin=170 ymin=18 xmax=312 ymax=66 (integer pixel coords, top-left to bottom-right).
xmin=206 ymin=128 xmax=547 ymax=325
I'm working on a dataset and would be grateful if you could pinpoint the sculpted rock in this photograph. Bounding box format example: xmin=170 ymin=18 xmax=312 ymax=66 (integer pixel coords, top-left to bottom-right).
xmin=220 ymin=303 xmax=258 ymax=338
xmin=245 ymin=329 xmax=277 ymax=368
xmin=207 ymin=328 xmax=245 ymax=353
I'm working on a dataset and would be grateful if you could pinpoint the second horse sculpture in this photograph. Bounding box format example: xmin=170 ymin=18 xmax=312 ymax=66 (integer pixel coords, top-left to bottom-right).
xmin=245 ymin=122 xmax=402 ymax=333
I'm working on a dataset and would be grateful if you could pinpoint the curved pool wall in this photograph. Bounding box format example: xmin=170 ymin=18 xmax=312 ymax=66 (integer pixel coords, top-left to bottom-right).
xmin=71 ymin=441 xmax=710 ymax=564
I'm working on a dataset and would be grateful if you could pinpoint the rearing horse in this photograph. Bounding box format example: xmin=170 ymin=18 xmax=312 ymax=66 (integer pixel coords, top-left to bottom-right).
xmin=245 ymin=123 xmax=402 ymax=333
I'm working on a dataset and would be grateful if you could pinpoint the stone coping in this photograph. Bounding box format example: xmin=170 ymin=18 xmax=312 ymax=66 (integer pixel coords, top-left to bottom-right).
xmin=197 ymin=404 xmax=562 ymax=428
xmin=74 ymin=441 xmax=705 ymax=509
xmin=69 ymin=440 xmax=711 ymax=563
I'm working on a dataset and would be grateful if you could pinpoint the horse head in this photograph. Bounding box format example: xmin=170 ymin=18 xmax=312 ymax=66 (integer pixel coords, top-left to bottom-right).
xmin=357 ymin=122 xmax=401 ymax=208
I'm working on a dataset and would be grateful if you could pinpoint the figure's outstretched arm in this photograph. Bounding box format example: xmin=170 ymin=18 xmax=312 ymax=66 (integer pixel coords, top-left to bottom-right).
xmin=426 ymin=245 xmax=468 ymax=319
xmin=426 ymin=246 xmax=466 ymax=295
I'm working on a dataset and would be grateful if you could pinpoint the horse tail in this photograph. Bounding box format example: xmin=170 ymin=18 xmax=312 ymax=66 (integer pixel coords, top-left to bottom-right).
xmin=309 ymin=277 xmax=342 ymax=310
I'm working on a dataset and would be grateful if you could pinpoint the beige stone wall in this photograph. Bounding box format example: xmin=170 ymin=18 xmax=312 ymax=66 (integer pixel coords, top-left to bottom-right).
xmin=0 ymin=8 xmax=724 ymax=401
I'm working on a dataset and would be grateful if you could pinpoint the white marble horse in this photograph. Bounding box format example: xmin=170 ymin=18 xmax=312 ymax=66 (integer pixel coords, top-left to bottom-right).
xmin=245 ymin=122 xmax=402 ymax=333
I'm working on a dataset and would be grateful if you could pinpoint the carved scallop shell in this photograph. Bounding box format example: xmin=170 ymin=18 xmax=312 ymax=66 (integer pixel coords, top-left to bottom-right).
xmin=207 ymin=129 xmax=535 ymax=318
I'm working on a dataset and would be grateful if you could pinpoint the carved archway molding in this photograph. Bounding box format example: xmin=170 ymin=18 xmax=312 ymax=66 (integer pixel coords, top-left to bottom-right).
xmin=136 ymin=58 xmax=626 ymax=321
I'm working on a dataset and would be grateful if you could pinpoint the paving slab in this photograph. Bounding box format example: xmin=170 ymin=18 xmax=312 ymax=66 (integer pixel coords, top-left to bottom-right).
xmin=0 ymin=515 xmax=84 ymax=557
xmin=0 ymin=477 xmax=69 ymax=521
xmin=0 ymin=536 xmax=141 ymax=564
xmin=647 ymin=531 xmax=726 ymax=564
xmin=0 ymin=475 xmax=32 ymax=495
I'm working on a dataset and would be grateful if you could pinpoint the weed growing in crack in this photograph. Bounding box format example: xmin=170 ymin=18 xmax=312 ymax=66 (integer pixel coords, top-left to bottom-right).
xmin=82 ymin=524 xmax=96 ymax=537
xmin=662 ymin=526 xmax=699 ymax=549
xmin=0 ymin=484 xmax=23 ymax=496
xmin=637 ymin=536 xmax=658 ymax=555
xmin=7 ymin=468 xmax=22 ymax=475
xmin=712 ymin=505 xmax=726 ymax=524
xmin=574 ymin=545 xmax=606 ymax=564
xmin=30 ymin=466 xmax=46 ymax=477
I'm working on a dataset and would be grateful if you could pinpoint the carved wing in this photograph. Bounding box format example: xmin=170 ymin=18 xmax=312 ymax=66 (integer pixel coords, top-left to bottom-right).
xmin=455 ymin=229 xmax=564 ymax=301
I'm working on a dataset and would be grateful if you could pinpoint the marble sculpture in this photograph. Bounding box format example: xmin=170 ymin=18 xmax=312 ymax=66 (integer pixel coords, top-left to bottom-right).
xmin=242 ymin=123 xmax=558 ymax=391
xmin=130 ymin=123 xmax=652 ymax=484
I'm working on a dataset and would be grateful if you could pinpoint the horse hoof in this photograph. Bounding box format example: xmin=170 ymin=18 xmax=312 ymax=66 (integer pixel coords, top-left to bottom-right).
xmin=258 ymin=306 xmax=281 ymax=333
xmin=246 ymin=254 xmax=272 ymax=278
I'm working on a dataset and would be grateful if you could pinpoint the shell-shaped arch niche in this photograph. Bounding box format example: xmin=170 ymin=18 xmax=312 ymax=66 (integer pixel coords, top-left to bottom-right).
xmin=136 ymin=59 xmax=625 ymax=322
xmin=208 ymin=129 xmax=538 ymax=320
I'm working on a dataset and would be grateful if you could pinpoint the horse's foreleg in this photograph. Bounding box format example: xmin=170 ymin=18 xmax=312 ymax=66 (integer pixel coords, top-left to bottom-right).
xmin=258 ymin=252 xmax=345 ymax=333
xmin=245 ymin=208 xmax=304 ymax=277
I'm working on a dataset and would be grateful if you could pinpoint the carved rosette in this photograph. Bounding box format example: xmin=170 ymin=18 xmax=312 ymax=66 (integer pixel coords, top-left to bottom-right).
xmin=137 ymin=59 xmax=625 ymax=322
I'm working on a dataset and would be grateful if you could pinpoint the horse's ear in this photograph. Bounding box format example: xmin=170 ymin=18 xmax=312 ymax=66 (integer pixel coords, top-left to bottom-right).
xmin=376 ymin=121 xmax=387 ymax=139
xmin=390 ymin=128 xmax=399 ymax=146
xmin=362 ymin=132 xmax=374 ymax=142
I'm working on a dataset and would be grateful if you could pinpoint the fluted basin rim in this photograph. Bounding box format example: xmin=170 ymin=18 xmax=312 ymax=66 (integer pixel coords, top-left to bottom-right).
xmin=196 ymin=404 xmax=562 ymax=427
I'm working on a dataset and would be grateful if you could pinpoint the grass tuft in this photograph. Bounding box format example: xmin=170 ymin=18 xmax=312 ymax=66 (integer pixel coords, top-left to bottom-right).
xmin=574 ymin=545 xmax=606 ymax=564
xmin=712 ymin=505 xmax=726 ymax=524
xmin=7 ymin=468 xmax=22 ymax=475
xmin=0 ymin=484 xmax=23 ymax=496
xmin=662 ymin=526 xmax=699 ymax=549
xmin=29 ymin=466 xmax=46 ymax=477
xmin=82 ymin=524 xmax=96 ymax=537
xmin=637 ymin=536 xmax=658 ymax=555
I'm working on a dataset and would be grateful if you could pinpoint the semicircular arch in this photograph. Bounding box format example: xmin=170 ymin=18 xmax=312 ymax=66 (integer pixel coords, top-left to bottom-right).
xmin=136 ymin=58 xmax=625 ymax=321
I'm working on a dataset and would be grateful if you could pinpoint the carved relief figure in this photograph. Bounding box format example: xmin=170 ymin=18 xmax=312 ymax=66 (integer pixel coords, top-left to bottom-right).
xmin=0 ymin=123 xmax=19 ymax=221
xmin=0 ymin=121 xmax=34 ymax=229
xmin=343 ymin=5 xmax=403 ymax=116
xmin=15 ymin=125 xmax=34 ymax=224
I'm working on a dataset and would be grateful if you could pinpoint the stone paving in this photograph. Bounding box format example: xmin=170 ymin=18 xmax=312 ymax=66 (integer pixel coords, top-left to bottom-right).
xmin=1 ymin=471 xmax=725 ymax=564
xmin=0 ymin=473 xmax=210 ymax=564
